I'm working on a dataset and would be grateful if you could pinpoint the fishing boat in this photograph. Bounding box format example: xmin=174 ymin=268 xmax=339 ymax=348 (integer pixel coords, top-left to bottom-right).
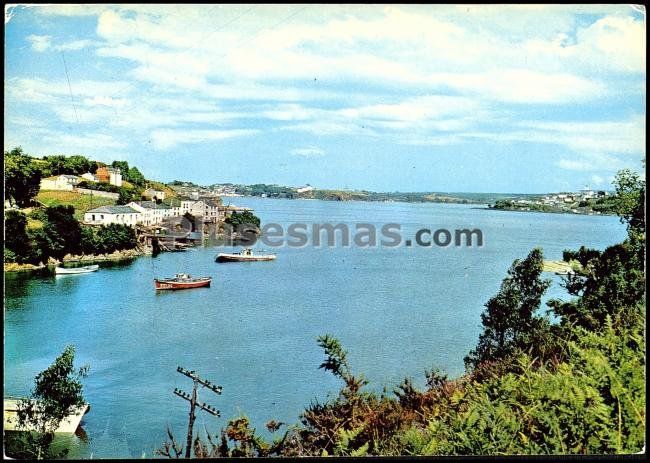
xmin=154 ymin=273 xmax=212 ymax=290
xmin=215 ymin=248 xmax=277 ymax=262
xmin=4 ymin=397 xmax=89 ymax=433
xmin=55 ymin=265 xmax=99 ymax=275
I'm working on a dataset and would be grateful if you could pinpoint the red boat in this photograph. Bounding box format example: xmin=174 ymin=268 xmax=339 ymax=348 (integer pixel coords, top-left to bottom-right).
xmin=154 ymin=273 xmax=212 ymax=290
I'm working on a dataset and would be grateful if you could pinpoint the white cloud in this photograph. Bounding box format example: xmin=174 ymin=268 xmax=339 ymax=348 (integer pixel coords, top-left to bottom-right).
xmin=150 ymin=128 xmax=258 ymax=150
xmin=291 ymin=146 xmax=325 ymax=157
xmin=27 ymin=34 xmax=51 ymax=52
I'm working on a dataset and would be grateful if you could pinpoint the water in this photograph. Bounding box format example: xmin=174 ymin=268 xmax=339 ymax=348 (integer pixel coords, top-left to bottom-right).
xmin=4 ymin=198 xmax=627 ymax=458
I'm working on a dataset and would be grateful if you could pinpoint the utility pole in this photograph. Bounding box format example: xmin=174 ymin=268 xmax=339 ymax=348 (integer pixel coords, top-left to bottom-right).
xmin=173 ymin=366 xmax=222 ymax=458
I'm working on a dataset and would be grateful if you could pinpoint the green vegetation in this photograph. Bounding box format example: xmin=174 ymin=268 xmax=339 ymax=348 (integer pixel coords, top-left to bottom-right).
xmin=42 ymin=154 xmax=96 ymax=177
xmin=111 ymin=160 xmax=146 ymax=186
xmin=4 ymin=346 xmax=88 ymax=459
xmin=35 ymin=190 xmax=116 ymax=220
xmin=4 ymin=205 xmax=138 ymax=265
xmin=224 ymin=210 xmax=261 ymax=229
xmin=5 ymin=147 xmax=43 ymax=207
xmin=160 ymin=169 xmax=645 ymax=457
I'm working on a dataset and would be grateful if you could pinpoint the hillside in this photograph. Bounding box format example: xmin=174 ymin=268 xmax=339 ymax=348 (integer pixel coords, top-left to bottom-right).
xmin=36 ymin=190 xmax=116 ymax=220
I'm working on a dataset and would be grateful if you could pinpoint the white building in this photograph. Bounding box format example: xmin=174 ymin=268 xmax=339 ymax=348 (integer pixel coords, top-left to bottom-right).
xmin=81 ymin=172 xmax=98 ymax=182
xmin=39 ymin=175 xmax=80 ymax=191
xmin=84 ymin=205 xmax=141 ymax=227
xmin=142 ymin=188 xmax=166 ymax=201
xmin=296 ymin=185 xmax=314 ymax=193
xmin=179 ymin=199 xmax=224 ymax=222
xmin=128 ymin=201 xmax=173 ymax=226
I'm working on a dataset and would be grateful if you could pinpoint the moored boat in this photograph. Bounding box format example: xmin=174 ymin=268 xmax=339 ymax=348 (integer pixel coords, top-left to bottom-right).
xmin=154 ymin=273 xmax=211 ymax=290
xmin=215 ymin=248 xmax=277 ymax=262
xmin=55 ymin=265 xmax=99 ymax=275
xmin=4 ymin=397 xmax=89 ymax=433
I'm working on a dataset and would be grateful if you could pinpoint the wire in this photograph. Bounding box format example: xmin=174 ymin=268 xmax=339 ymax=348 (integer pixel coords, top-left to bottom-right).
xmin=60 ymin=51 xmax=79 ymax=124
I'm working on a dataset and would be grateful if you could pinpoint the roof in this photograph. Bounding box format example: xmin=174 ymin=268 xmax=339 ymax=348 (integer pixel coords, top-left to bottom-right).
xmin=86 ymin=205 xmax=139 ymax=214
xmin=131 ymin=201 xmax=171 ymax=210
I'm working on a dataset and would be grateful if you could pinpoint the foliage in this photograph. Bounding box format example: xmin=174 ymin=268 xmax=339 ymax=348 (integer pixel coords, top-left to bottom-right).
xmin=80 ymin=223 xmax=137 ymax=254
xmin=43 ymin=154 xmax=95 ymax=176
xmin=464 ymin=248 xmax=552 ymax=371
xmin=32 ymin=205 xmax=82 ymax=260
xmin=4 ymin=210 xmax=34 ymax=263
xmin=405 ymin=313 xmax=645 ymax=455
xmin=5 ymin=346 xmax=88 ymax=460
xmin=4 ymin=147 xmax=43 ymax=207
xmin=224 ymin=210 xmax=261 ymax=228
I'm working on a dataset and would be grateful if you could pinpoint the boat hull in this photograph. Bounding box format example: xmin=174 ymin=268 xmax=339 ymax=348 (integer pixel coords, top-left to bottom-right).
xmin=55 ymin=265 xmax=99 ymax=274
xmin=215 ymin=254 xmax=276 ymax=262
xmin=4 ymin=398 xmax=89 ymax=433
xmin=154 ymin=278 xmax=211 ymax=290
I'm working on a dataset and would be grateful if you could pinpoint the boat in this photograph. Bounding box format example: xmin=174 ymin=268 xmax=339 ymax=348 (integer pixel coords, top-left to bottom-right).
xmin=215 ymin=248 xmax=277 ymax=262
xmin=154 ymin=273 xmax=212 ymax=290
xmin=4 ymin=397 xmax=89 ymax=433
xmin=55 ymin=265 xmax=99 ymax=275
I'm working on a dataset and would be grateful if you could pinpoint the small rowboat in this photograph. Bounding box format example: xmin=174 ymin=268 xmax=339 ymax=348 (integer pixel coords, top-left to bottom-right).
xmin=215 ymin=248 xmax=277 ymax=263
xmin=154 ymin=273 xmax=211 ymax=290
xmin=55 ymin=265 xmax=99 ymax=275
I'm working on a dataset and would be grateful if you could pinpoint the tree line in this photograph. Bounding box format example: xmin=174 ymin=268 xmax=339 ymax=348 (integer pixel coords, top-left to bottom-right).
xmin=4 ymin=206 xmax=137 ymax=264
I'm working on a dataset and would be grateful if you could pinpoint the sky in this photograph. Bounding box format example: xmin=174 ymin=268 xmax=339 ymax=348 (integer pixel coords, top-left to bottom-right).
xmin=4 ymin=4 xmax=646 ymax=193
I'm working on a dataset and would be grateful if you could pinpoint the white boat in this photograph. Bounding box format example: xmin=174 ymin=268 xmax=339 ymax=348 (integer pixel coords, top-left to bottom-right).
xmin=55 ymin=265 xmax=99 ymax=275
xmin=4 ymin=397 xmax=89 ymax=433
xmin=215 ymin=248 xmax=277 ymax=262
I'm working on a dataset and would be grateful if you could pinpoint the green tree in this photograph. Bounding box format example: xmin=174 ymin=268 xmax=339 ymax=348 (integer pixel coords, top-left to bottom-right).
xmin=64 ymin=155 xmax=94 ymax=175
xmin=4 ymin=210 xmax=33 ymax=263
xmin=7 ymin=346 xmax=89 ymax=459
xmin=43 ymin=155 xmax=68 ymax=176
xmin=127 ymin=166 xmax=146 ymax=186
xmin=32 ymin=206 xmax=82 ymax=260
xmin=465 ymin=248 xmax=551 ymax=371
xmin=225 ymin=210 xmax=261 ymax=228
xmin=4 ymin=147 xmax=42 ymax=207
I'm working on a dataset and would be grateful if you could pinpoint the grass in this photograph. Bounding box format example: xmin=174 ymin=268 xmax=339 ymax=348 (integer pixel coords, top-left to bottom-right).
xmin=36 ymin=190 xmax=116 ymax=220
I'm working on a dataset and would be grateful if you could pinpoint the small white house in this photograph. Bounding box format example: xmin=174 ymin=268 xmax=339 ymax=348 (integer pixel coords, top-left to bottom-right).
xmin=296 ymin=185 xmax=314 ymax=194
xmin=81 ymin=172 xmax=97 ymax=182
xmin=84 ymin=205 xmax=141 ymax=227
xmin=39 ymin=175 xmax=80 ymax=191
xmin=142 ymin=188 xmax=166 ymax=201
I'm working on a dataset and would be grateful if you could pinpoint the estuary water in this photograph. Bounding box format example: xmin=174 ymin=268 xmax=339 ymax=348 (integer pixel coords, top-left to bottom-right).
xmin=4 ymin=198 xmax=627 ymax=458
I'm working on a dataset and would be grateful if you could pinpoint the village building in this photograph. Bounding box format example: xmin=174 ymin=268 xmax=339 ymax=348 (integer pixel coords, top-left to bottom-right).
xmin=83 ymin=205 xmax=141 ymax=227
xmin=81 ymin=172 xmax=98 ymax=182
xmin=128 ymin=201 xmax=173 ymax=226
xmin=142 ymin=187 xmax=166 ymax=201
xmin=95 ymin=166 xmax=123 ymax=186
xmin=39 ymin=174 xmax=80 ymax=191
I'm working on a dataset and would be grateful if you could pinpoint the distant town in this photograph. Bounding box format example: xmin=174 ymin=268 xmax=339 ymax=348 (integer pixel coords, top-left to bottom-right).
xmin=169 ymin=180 xmax=617 ymax=215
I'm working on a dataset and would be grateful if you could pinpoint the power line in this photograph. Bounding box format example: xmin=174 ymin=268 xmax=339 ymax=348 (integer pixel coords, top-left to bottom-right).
xmin=173 ymin=366 xmax=222 ymax=458
xmin=60 ymin=51 xmax=79 ymax=124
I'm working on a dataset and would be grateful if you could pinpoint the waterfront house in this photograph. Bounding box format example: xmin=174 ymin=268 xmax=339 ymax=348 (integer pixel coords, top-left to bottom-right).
xmin=39 ymin=174 xmax=80 ymax=191
xmin=83 ymin=205 xmax=141 ymax=227
xmin=128 ymin=201 xmax=173 ymax=226
xmin=95 ymin=167 xmax=122 ymax=186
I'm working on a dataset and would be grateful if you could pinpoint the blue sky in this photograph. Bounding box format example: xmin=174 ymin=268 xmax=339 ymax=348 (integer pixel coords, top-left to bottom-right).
xmin=4 ymin=4 xmax=646 ymax=193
